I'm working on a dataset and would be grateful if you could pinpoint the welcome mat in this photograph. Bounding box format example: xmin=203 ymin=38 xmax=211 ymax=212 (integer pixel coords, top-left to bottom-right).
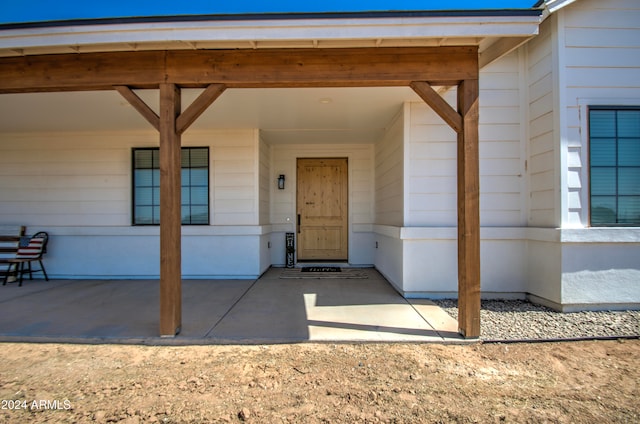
xmin=280 ymin=268 xmax=369 ymax=279
xmin=301 ymin=266 xmax=341 ymax=272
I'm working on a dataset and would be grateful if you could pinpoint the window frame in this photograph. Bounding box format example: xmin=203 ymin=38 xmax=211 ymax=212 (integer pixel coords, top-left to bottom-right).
xmin=588 ymin=105 xmax=640 ymax=227
xmin=131 ymin=146 xmax=210 ymax=226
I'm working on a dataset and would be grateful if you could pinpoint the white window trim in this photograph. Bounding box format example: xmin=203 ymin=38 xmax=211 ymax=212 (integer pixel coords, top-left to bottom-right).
xmin=578 ymin=97 xmax=640 ymax=229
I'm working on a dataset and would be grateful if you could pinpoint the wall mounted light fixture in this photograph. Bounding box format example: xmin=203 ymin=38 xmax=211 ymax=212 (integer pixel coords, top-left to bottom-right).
xmin=278 ymin=174 xmax=285 ymax=190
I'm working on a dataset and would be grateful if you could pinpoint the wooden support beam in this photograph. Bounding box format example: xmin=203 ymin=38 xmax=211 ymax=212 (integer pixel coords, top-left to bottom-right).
xmin=114 ymin=86 xmax=160 ymax=131
xmin=0 ymin=47 xmax=478 ymax=93
xmin=456 ymin=79 xmax=481 ymax=339
xmin=479 ymin=37 xmax=532 ymax=68
xmin=159 ymin=83 xmax=182 ymax=337
xmin=176 ymin=84 xmax=226 ymax=135
xmin=410 ymin=81 xmax=462 ymax=133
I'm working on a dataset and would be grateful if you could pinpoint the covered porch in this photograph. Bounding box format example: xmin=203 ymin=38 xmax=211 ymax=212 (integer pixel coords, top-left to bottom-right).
xmin=0 ymin=268 xmax=464 ymax=344
xmin=0 ymin=9 xmax=543 ymax=339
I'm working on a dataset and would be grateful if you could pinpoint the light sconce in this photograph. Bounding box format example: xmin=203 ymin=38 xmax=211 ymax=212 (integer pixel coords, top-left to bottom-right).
xmin=277 ymin=174 xmax=285 ymax=190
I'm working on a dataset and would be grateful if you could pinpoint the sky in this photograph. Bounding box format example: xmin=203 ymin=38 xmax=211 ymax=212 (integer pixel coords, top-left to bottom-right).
xmin=1 ymin=1 xmax=539 ymax=25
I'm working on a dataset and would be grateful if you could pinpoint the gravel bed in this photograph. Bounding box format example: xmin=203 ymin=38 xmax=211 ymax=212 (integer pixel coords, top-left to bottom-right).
xmin=433 ymin=299 xmax=640 ymax=341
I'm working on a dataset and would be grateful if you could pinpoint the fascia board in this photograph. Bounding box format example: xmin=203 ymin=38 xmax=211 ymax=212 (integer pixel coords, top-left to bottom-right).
xmin=0 ymin=15 xmax=541 ymax=51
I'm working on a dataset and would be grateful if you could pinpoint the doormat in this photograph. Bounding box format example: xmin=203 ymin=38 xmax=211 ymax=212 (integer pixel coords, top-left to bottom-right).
xmin=280 ymin=268 xmax=369 ymax=279
xmin=301 ymin=266 xmax=341 ymax=272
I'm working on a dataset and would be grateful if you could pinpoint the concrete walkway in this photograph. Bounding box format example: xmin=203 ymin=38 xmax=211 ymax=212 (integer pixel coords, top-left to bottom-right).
xmin=0 ymin=267 xmax=465 ymax=344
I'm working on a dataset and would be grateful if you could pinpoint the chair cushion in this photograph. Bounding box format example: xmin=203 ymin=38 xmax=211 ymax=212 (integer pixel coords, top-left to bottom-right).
xmin=15 ymin=238 xmax=44 ymax=259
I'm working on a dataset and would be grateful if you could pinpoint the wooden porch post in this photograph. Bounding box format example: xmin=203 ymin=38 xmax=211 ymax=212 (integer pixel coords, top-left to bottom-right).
xmin=159 ymin=83 xmax=182 ymax=336
xmin=457 ymin=79 xmax=481 ymax=338
xmin=116 ymin=83 xmax=224 ymax=337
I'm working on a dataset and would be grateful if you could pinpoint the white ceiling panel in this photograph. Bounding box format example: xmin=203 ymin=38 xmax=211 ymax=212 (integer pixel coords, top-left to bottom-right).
xmin=0 ymin=87 xmax=422 ymax=144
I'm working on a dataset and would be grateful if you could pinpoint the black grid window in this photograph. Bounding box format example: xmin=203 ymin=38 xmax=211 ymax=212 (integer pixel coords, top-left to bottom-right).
xmin=589 ymin=107 xmax=640 ymax=226
xmin=133 ymin=147 xmax=209 ymax=225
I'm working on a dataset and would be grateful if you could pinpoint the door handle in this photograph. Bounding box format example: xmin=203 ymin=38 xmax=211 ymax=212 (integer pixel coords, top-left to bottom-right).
xmin=297 ymin=214 xmax=301 ymax=233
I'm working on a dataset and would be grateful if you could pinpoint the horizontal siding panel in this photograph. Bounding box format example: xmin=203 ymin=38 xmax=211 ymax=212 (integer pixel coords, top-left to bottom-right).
xmin=529 ymin=73 xmax=553 ymax=104
xmin=530 ymin=133 xmax=554 ymax=157
xmin=530 ymin=170 xmax=555 ymax=193
xmin=528 ymin=54 xmax=553 ymax=87
xmin=0 ymin=214 xmax=128 ymax=226
xmin=565 ymin=67 xmax=640 ymax=88
xmin=479 ymin=141 xmax=520 ymax=159
xmin=213 ymin=160 xmax=255 ymax=173
xmin=481 ymin=176 xmax=522 ymax=193
xmin=480 ymin=193 xmax=522 ymax=211
xmin=564 ymin=9 xmax=640 ymax=29
xmin=410 ymin=124 xmax=456 ymax=142
xmin=214 ymin=199 xmax=254 ymax=213
xmin=407 ymin=211 xmax=456 ymax=226
xmin=410 ymin=176 xmax=456 ymax=193
xmin=530 ymin=151 xmax=555 ymax=175
xmin=410 ymin=159 xmax=455 ymax=177
xmin=529 ymin=92 xmax=554 ymax=122
xmin=530 ymin=113 xmax=554 ymax=139
xmin=410 ymin=194 xmax=456 ymax=211
xmin=480 ymin=73 xmax=520 ymax=90
xmin=1 ymin=187 xmax=125 ymax=202
xmin=480 ymin=210 xmax=522 ymax=226
xmin=0 ymin=161 xmax=128 ymax=176
xmin=565 ymin=28 xmax=640 ymax=48
xmin=479 ymin=124 xmax=520 ymax=142
xmin=480 ymin=107 xmax=520 ymax=124
xmin=565 ymin=47 xmax=640 ymax=68
xmin=213 ymin=146 xmax=255 ymax=160
xmin=478 ymin=90 xmax=520 ymax=107
xmin=214 ymin=213 xmax=254 ymax=226
xmin=531 ymin=190 xmax=556 ymax=210
xmin=480 ymin=159 xmax=521 ymax=176
xmin=566 ymin=86 xmax=640 ymax=99
xmin=214 ymin=186 xmax=254 ymax=200
xmin=411 ymin=141 xmax=456 ymax=159
xmin=529 ymin=209 xmax=556 ymax=227
xmin=213 ymin=173 xmax=254 ymax=187
xmin=1 ymin=201 xmax=126 ymax=215
xmin=0 ymin=175 xmax=128 ymax=189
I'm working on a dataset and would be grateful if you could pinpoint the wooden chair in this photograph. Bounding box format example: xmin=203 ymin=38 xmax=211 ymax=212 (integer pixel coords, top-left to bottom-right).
xmin=2 ymin=232 xmax=49 ymax=286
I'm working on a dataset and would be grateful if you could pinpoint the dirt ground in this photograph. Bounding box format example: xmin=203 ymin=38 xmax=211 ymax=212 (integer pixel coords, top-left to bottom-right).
xmin=0 ymin=340 xmax=637 ymax=423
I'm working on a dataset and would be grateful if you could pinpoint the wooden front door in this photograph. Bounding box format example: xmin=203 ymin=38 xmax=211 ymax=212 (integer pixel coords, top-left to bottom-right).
xmin=296 ymin=158 xmax=348 ymax=261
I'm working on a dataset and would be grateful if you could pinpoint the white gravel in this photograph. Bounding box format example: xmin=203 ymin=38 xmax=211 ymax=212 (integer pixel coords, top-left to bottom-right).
xmin=433 ymin=299 xmax=640 ymax=342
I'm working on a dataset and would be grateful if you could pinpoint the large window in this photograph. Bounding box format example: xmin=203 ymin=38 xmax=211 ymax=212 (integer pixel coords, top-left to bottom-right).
xmin=589 ymin=107 xmax=640 ymax=226
xmin=133 ymin=147 xmax=209 ymax=225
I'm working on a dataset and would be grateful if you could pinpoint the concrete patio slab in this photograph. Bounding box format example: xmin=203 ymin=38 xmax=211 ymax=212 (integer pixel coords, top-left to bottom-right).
xmin=0 ymin=267 xmax=466 ymax=344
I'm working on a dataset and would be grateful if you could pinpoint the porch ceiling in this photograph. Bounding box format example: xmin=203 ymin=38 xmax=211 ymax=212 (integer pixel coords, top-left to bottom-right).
xmin=0 ymin=86 xmax=424 ymax=144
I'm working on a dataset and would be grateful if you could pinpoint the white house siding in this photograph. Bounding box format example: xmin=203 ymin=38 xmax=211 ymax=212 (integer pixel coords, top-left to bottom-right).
xmin=375 ymin=106 xmax=404 ymax=227
xmin=554 ymin=0 xmax=640 ymax=310
xmin=0 ymin=129 xmax=266 ymax=278
xmin=379 ymin=51 xmax=529 ymax=297
xmin=562 ymin=0 xmax=640 ymax=227
xmin=258 ymin=135 xmax=272 ymax=273
xmin=522 ymin=0 xmax=640 ymax=310
xmin=268 ymin=142 xmax=375 ymax=267
xmin=527 ymin=16 xmax=558 ymax=228
xmin=373 ymin=106 xmax=405 ymax=288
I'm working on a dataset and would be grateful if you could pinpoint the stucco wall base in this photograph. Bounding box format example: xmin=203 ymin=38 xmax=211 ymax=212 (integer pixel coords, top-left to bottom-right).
xmin=43 ymin=226 xmax=269 ymax=279
xmin=527 ymin=293 xmax=640 ymax=313
xmin=373 ymin=226 xmax=640 ymax=311
xmin=403 ymin=291 xmax=527 ymax=300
